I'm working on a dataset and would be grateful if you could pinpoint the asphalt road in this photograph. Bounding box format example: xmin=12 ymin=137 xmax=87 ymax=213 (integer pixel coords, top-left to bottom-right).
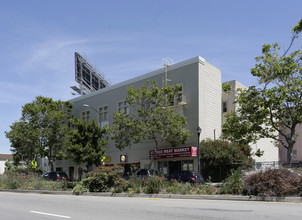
xmin=0 ymin=192 xmax=302 ymax=220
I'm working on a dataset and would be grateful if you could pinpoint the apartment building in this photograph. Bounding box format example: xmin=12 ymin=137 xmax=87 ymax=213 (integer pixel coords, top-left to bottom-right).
xmin=56 ymin=56 xmax=221 ymax=179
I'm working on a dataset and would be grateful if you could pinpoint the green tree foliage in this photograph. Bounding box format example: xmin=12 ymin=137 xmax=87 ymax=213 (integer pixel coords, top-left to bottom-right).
xmin=65 ymin=118 xmax=108 ymax=168
xmin=222 ymin=19 xmax=302 ymax=166
xmin=111 ymin=81 xmax=190 ymax=166
xmin=200 ymin=139 xmax=253 ymax=166
xmin=199 ymin=139 xmax=253 ymax=182
xmin=5 ymin=96 xmax=73 ymax=171
xmin=5 ymin=121 xmax=40 ymax=167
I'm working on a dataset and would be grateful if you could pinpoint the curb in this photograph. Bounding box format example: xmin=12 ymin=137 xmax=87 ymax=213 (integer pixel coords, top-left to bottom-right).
xmin=82 ymin=192 xmax=302 ymax=203
xmin=0 ymin=189 xmax=73 ymax=195
xmin=1 ymin=189 xmax=302 ymax=203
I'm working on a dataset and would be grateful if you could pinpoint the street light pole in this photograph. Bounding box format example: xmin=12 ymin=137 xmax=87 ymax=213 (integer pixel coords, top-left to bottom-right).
xmin=196 ymin=127 xmax=202 ymax=174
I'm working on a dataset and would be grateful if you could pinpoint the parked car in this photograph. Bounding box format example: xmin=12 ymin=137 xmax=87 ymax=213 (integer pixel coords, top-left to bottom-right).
xmin=42 ymin=171 xmax=69 ymax=181
xmin=167 ymin=170 xmax=203 ymax=183
xmin=121 ymin=169 xmax=135 ymax=180
xmin=121 ymin=169 xmax=158 ymax=180
xmin=136 ymin=169 xmax=158 ymax=179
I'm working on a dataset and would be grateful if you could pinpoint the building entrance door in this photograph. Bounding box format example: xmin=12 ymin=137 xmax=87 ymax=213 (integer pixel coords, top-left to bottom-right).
xmin=69 ymin=166 xmax=74 ymax=181
xmin=169 ymin=161 xmax=181 ymax=176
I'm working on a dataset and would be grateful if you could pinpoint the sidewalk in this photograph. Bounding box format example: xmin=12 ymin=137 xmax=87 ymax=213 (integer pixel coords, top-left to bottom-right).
xmin=1 ymin=189 xmax=302 ymax=203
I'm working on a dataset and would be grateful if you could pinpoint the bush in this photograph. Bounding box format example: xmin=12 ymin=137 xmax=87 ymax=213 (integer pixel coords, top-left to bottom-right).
xmin=243 ymin=169 xmax=302 ymax=198
xmin=0 ymin=172 xmax=68 ymax=191
xmin=0 ymin=174 xmax=20 ymax=189
xmin=196 ymin=184 xmax=219 ymax=195
xmin=165 ymin=179 xmax=219 ymax=195
xmin=144 ymin=176 xmax=166 ymax=194
xmin=220 ymin=168 xmax=243 ymax=195
xmin=75 ymin=166 xmax=126 ymax=193
xmin=124 ymin=177 xmax=146 ymax=194
xmin=73 ymin=183 xmax=88 ymax=195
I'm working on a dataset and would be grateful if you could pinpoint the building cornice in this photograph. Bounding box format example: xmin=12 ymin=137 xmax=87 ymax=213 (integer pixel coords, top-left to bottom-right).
xmin=70 ymin=56 xmax=206 ymax=103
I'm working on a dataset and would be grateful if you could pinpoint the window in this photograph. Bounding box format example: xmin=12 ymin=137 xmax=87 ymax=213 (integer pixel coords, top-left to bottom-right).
xmin=182 ymin=160 xmax=194 ymax=171
xmin=158 ymin=161 xmax=168 ymax=175
xmin=98 ymin=105 xmax=109 ymax=127
xmin=170 ymin=84 xmax=186 ymax=106
xmin=81 ymin=110 xmax=90 ymax=122
xmin=293 ymin=149 xmax=297 ymax=158
xmin=222 ymin=102 xmax=227 ymax=113
xmin=117 ymin=100 xmax=130 ymax=114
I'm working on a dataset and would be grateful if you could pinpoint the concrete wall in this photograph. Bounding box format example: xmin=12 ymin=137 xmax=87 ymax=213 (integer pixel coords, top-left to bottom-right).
xmin=200 ymin=60 xmax=222 ymax=139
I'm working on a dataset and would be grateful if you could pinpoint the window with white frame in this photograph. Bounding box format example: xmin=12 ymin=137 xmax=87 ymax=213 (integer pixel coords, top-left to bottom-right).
xmin=117 ymin=100 xmax=130 ymax=114
xmin=81 ymin=110 xmax=90 ymax=122
xmin=170 ymin=84 xmax=185 ymax=106
xmin=98 ymin=105 xmax=109 ymax=127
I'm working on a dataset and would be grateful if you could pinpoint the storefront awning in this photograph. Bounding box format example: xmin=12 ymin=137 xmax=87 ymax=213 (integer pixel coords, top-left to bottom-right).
xmin=149 ymin=146 xmax=197 ymax=160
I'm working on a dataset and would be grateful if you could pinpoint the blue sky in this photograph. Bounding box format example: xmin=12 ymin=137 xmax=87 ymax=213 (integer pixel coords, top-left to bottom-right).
xmin=0 ymin=0 xmax=301 ymax=154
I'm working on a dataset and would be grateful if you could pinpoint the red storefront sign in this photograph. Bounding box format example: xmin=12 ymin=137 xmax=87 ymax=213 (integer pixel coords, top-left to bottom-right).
xmin=149 ymin=146 xmax=197 ymax=160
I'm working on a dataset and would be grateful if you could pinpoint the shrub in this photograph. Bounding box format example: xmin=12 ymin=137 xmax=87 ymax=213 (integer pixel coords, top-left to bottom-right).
xmin=0 ymin=172 xmax=68 ymax=191
xmin=144 ymin=176 xmax=166 ymax=194
xmin=196 ymin=184 xmax=219 ymax=195
xmin=73 ymin=183 xmax=88 ymax=195
xmin=166 ymin=179 xmax=182 ymax=194
xmin=125 ymin=177 xmax=146 ymax=194
xmin=0 ymin=174 xmax=20 ymax=189
xmin=220 ymin=168 xmax=243 ymax=195
xmin=243 ymin=169 xmax=302 ymax=198
xmin=75 ymin=166 xmax=126 ymax=193
xmin=165 ymin=179 xmax=219 ymax=195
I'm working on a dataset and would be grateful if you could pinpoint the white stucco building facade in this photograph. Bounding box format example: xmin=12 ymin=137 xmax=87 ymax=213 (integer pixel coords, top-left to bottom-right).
xmin=221 ymin=80 xmax=279 ymax=164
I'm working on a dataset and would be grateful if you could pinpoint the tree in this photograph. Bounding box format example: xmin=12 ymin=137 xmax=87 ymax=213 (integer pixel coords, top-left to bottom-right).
xmin=5 ymin=96 xmax=73 ymax=171
xmin=65 ymin=118 xmax=108 ymax=169
xmin=111 ymin=81 xmax=191 ymax=167
xmin=222 ymin=19 xmax=302 ymax=166
xmin=199 ymin=139 xmax=253 ymax=181
xmin=5 ymin=121 xmax=40 ymax=167
xmin=200 ymin=139 xmax=253 ymax=166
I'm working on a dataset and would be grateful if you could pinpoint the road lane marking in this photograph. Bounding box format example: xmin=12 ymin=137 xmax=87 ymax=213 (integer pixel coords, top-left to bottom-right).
xmin=30 ymin=211 xmax=71 ymax=218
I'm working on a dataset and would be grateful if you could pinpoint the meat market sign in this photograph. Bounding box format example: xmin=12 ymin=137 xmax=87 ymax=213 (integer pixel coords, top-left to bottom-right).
xmin=149 ymin=146 xmax=197 ymax=160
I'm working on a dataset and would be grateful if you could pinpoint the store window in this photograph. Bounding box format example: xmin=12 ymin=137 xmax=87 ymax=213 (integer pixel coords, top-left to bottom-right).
xmin=181 ymin=160 xmax=194 ymax=171
xmin=98 ymin=105 xmax=109 ymax=127
xmin=117 ymin=100 xmax=130 ymax=114
xmin=158 ymin=161 xmax=169 ymax=176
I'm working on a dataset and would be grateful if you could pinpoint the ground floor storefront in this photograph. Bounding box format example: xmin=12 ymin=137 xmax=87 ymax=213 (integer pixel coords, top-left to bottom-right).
xmin=53 ymin=146 xmax=199 ymax=180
